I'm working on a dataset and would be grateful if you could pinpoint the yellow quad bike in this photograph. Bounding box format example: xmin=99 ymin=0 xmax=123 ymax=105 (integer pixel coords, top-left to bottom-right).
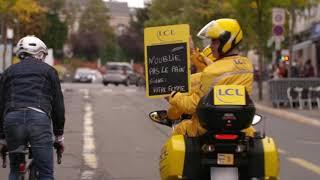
xmin=149 ymin=85 xmax=279 ymax=180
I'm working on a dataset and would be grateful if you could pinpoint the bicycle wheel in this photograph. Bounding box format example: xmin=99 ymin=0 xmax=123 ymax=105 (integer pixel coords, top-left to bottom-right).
xmin=18 ymin=173 xmax=25 ymax=180
xmin=28 ymin=164 xmax=38 ymax=180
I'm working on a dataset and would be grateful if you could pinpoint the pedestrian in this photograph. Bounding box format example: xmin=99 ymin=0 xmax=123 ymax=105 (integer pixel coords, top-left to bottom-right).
xmin=277 ymin=61 xmax=287 ymax=78
xmin=291 ymin=60 xmax=299 ymax=78
xmin=303 ymin=59 xmax=315 ymax=77
xmin=0 ymin=35 xmax=65 ymax=180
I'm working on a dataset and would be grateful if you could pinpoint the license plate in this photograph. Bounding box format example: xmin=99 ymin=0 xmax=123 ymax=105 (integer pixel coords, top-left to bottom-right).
xmin=217 ymin=153 xmax=234 ymax=165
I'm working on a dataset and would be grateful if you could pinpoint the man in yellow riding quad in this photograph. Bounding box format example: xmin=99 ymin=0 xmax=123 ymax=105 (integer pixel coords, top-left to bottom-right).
xmin=167 ymin=18 xmax=255 ymax=137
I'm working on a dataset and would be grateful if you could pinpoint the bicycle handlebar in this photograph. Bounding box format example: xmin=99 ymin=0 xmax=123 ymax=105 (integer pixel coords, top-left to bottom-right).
xmin=1 ymin=147 xmax=7 ymax=168
xmin=1 ymin=142 xmax=63 ymax=168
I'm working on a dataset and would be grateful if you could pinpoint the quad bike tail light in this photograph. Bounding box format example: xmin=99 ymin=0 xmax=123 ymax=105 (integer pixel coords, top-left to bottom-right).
xmin=215 ymin=134 xmax=239 ymax=140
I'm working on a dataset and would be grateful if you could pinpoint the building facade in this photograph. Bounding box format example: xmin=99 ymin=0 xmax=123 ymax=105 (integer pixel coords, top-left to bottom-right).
xmin=292 ymin=4 xmax=320 ymax=77
xmin=105 ymin=1 xmax=131 ymax=36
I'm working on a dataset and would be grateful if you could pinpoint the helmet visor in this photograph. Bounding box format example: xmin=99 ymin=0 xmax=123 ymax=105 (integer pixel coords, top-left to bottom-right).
xmin=197 ymin=20 xmax=216 ymax=39
xmin=197 ymin=20 xmax=225 ymax=40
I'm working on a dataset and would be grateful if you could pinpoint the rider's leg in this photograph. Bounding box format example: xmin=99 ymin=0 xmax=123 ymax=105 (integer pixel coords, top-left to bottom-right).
xmin=3 ymin=111 xmax=28 ymax=180
xmin=27 ymin=111 xmax=54 ymax=180
xmin=172 ymin=119 xmax=191 ymax=136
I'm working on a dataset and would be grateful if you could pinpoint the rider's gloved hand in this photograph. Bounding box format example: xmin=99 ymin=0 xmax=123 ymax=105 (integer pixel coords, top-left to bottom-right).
xmin=0 ymin=139 xmax=7 ymax=154
xmin=54 ymin=135 xmax=64 ymax=154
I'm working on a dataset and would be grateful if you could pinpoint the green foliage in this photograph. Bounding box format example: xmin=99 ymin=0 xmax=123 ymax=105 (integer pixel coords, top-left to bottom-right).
xmin=145 ymin=0 xmax=319 ymax=54
xmin=145 ymin=0 xmax=236 ymax=48
xmin=117 ymin=7 xmax=150 ymax=62
xmin=72 ymin=0 xmax=116 ymax=61
xmin=41 ymin=13 xmax=68 ymax=58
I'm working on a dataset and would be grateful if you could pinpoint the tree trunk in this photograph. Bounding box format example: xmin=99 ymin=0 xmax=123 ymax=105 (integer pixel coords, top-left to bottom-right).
xmin=1 ymin=15 xmax=7 ymax=71
xmin=2 ymin=17 xmax=7 ymax=72
xmin=288 ymin=2 xmax=296 ymax=78
xmin=256 ymin=0 xmax=264 ymax=101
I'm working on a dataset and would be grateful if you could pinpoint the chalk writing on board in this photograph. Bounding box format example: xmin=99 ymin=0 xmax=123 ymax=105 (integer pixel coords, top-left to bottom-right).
xmin=146 ymin=42 xmax=188 ymax=96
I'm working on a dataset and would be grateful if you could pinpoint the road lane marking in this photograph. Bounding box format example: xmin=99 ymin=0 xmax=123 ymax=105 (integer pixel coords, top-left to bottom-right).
xmin=125 ymin=89 xmax=137 ymax=92
xmin=103 ymin=89 xmax=113 ymax=93
xmin=80 ymin=88 xmax=89 ymax=93
xmin=277 ymin=148 xmax=287 ymax=155
xmin=298 ymin=140 xmax=320 ymax=145
xmin=81 ymin=171 xmax=95 ymax=180
xmin=280 ymin=147 xmax=320 ymax=176
xmin=81 ymin=90 xmax=98 ymax=180
xmin=287 ymin=157 xmax=320 ymax=175
xmin=102 ymin=88 xmax=138 ymax=93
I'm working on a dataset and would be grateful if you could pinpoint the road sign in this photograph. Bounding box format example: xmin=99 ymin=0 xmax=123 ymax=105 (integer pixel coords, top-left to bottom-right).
xmin=273 ymin=25 xmax=284 ymax=36
xmin=272 ymin=8 xmax=285 ymax=25
xmin=272 ymin=8 xmax=285 ymax=49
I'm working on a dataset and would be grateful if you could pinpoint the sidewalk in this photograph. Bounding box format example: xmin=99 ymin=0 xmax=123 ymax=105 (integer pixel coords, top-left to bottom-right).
xmin=252 ymin=81 xmax=320 ymax=126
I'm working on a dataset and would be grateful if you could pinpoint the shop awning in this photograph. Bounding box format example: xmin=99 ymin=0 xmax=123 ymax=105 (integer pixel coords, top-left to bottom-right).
xmin=293 ymin=40 xmax=312 ymax=51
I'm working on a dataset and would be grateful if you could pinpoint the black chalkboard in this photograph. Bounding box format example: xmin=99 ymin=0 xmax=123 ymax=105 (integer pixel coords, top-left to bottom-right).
xmin=146 ymin=42 xmax=189 ymax=97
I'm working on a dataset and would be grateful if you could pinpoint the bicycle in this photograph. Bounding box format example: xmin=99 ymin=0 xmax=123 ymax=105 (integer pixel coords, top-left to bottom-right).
xmin=1 ymin=143 xmax=62 ymax=180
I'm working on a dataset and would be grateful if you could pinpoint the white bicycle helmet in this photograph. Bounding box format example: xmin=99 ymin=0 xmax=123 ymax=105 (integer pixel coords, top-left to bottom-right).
xmin=16 ymin=35 xmax=48 ymax=60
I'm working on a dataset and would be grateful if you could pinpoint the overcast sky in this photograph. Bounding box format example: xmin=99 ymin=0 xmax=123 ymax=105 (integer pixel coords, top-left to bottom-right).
xmin=104 ymin=0 xmax=147 ymax=8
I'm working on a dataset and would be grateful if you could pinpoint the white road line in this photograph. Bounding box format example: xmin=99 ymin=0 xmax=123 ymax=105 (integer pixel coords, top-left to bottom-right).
xmin=125 ymin=88 xmax=137 ymax=92
xmin=298 ymin=140 xmax=320 ymax=145
xmin=277 ymin=148 xmax=287 ymax=155
xmin=103 ymin=89 xmax=113 ymax=93
xmin=280 ymin=147 xmax=320 ymax=175
xmin=79 ymin=88 xmax=89 ymax=94
xmin=81 ymin=90 xmax=98 ymax=180
xmin=287 ymin=157 xmax=320 ymax=175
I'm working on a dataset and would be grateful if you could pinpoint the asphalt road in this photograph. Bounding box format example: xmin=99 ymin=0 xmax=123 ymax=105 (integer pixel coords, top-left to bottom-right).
xmin=0 ymin=83 xmax=319 ymax=180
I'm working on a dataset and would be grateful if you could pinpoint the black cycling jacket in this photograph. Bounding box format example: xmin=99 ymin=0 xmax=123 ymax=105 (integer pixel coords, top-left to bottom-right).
xmin=0 ymin=57 xmax=65 ymax=138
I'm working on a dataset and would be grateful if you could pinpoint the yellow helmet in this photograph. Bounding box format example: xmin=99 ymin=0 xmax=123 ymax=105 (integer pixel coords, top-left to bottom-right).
xmin=197 ymin=18 xmax=243 ymax=55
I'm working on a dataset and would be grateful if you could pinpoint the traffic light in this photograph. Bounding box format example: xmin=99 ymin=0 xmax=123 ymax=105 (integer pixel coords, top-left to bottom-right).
xmin=283 ymin=55 xmax=289 ymax=61
xmin=279 ymin=55 xmax=289 ymax=62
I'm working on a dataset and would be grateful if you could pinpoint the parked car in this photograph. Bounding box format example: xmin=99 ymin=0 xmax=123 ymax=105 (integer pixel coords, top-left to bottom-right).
xmin=103 ymin=62 xmax=139 ymax=86
xmin=73 ymin=68 xmax=102 ymax=83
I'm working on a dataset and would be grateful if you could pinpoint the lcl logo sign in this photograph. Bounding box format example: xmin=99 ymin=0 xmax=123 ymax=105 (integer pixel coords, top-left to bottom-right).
xmin=214 ymin=85 xmax=246 ymax=105
xmin=157 ymin=29 xmax=175 ymax=41
xmin=218 ymin=88 xmax=243 ymax=96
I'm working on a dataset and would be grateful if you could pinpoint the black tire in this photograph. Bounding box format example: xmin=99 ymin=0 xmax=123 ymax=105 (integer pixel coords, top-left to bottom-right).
xmin=18 ymin=175 xmax=25 ymax=180
xmin=115 ymin=83 xmax=119 ymax=86
xmin=28 ymin=164 xmax=38 ymax=180
xmin=103 ymin=82 xmax=108 ymax=86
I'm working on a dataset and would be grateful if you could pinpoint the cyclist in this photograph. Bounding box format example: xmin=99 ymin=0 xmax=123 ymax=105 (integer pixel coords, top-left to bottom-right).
xmin=167 ymin=19 xmax=255 ymax=137
xmin=0 ymin=35 xmax=65 ymax=180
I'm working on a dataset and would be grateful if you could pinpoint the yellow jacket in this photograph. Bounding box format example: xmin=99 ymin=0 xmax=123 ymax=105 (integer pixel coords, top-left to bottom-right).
xmin=190 ymin=49 xmax=207 ymax=73
xmin=167 ymin=72 xmax=201 ymax=120
xmin=169 ymin=55 xmax=254 ymax=136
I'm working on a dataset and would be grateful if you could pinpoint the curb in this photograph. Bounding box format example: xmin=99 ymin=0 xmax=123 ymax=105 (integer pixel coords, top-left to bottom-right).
xmin=255 ymin=103 xmax=320 ymax=128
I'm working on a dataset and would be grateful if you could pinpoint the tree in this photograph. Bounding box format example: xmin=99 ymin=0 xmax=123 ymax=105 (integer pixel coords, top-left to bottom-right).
xmin=145 ymin=0 xmax=235 ymax=47
xmin=0 ymin=0 xmax=44 ymax=70
xmin=230 ymin=0 xmax=319 ymax=100
xmin=41 ymin=13 xmax=68 ymax=58
xmin=117 ymin=6 xmax=150 ymax=62
xmin=72 ymin=0 xmax=115 ymax=62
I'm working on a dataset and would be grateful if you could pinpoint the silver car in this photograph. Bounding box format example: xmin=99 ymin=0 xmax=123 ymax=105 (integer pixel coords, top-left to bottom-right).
xmin=73 ymin=68 xmax=102 ymax=83
xmin=103 ymin=62 xmax=138 ymax=86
